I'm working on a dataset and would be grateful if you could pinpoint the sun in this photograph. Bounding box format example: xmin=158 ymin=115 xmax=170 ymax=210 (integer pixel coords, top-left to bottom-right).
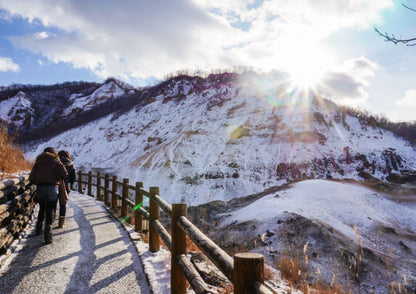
xmin=288 ymin=63 xmax=325 ymax=91
xmin=280 ymin=43 xmax=334 ymax=93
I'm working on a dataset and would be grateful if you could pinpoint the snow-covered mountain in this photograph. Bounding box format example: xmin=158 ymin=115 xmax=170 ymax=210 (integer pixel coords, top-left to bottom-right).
xmin=0 ymin=79 xmax=135 ymax=140
xmin=16 ymin=72 xmax=416 ymax=293
xmin=0 ymin=91 xmax=34 ymax=127
xmin=61 ymin=80 xmax=131 ymax=119
xmin=23 ymin=73 xmax=416 ymax=204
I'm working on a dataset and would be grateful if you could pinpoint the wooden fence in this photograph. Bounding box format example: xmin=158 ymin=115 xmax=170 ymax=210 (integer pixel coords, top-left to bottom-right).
xmin=77 ymin=170 xmax=274 ymax=294
xmin=0 ymin=175 xmax=35 ymax=266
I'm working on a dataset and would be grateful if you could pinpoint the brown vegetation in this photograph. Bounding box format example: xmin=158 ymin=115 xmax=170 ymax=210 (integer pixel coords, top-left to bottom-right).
xmin=0 ymin=124 xmax=31 ymax=178
xmin=276 ymin=252 xmax=352 ymax=294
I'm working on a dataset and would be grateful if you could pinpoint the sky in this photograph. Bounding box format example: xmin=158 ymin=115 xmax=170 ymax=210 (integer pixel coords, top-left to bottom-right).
xmin=0 ymin=0 xmax=415 ymax=122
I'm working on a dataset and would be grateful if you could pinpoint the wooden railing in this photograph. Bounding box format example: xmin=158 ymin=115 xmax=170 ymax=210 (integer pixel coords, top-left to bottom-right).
xmin=0 ymin=175 xmax=35 ymax=266
xmin=77 ymin=170 xmax=274 ymax=294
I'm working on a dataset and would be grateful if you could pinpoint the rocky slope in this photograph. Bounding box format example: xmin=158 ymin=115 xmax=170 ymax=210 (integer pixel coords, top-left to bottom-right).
xmin=20 ymin=72 xmax=416 ymax=204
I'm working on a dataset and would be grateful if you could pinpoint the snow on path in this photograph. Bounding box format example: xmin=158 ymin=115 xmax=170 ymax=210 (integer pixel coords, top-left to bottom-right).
xmin=0 ymin=192 xmax=150 ymax=294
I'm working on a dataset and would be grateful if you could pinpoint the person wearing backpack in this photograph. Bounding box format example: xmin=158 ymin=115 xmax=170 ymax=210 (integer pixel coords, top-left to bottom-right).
xmin=29 ymin=147 xmax=68 ymax=244
xmin=57 ymin=150 xmax=76 ymax=228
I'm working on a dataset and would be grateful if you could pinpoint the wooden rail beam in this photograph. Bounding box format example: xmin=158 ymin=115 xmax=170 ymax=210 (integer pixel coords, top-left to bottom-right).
xmin=137 ymin=187 xmax=150 ymax=197
xmin=151 ymin=219 xmax=172 ymax=251
xmin=177 ymin=215 xmax=234 ymax=282
xmin=177 ymin=253 xmax=213 ymax=294
xmin=152 ymin=194 xmax=172 ymax=216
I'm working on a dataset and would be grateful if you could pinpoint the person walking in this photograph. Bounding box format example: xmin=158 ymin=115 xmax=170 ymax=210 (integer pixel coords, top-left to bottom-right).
xmin=29 ymin=147 xmax=67 ymax=244
xmin=57 ymin=150 xmax=76 ymax=228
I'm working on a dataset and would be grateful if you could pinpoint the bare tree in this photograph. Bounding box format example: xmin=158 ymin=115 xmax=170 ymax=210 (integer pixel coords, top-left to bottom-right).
xmin=375 ymin=3 xmax=416 ymax=46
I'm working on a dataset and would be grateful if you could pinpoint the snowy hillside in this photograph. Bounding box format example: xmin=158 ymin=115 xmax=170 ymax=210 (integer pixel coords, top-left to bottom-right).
xmin=20 ymin=72 xmax=416 ymax=293
xmin=0 ymin=79 xmax=131 ymax=141
xmin=217 ymin=180 xmax=416 ymax=293
xmin=0 ymin=91 xmax=34 ymax=127
xmin=62 ymin=81 xmax=126 ymax=118
xmin=24 ymin=73 xmax=416 ymax=205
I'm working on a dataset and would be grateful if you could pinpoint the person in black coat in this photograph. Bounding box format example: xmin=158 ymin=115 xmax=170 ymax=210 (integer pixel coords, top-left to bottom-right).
xmin=29 ymin=147 xmax=67 ymax=244
xmin=57 ymin=150 xmax=76 ymax=228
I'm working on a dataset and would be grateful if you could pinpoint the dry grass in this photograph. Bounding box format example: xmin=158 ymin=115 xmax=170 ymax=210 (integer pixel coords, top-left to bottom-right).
xmin=0 ymin=124 xmax=31 ymax=178
xmin=277 ymin=254 xmax=305 ymax=287
xmin=276 ymin=248 xmax=352 ymax=294
xmin=186 ymin=235 xmax=201 ymax=252
xmin=140 ymin=232 xmax=150 ymax=243
xmin=217 ymin=283 xmax=234 ymax=293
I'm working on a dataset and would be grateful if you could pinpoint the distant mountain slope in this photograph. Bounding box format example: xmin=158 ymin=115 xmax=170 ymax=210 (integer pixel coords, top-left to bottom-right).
xmin=0 ymin=78 xmax=137 ymax=142
xmin=23 ymin=72 xmax=416 ymax=205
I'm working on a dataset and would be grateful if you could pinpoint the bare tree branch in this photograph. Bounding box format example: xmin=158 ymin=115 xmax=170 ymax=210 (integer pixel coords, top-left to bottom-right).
xmin=375 ymin=27 xmax=416 ymax=46
xmin=375 ymin=2 xmax=416 ymax=46
xmin=402 ymin=3 xmax=416 ymax=13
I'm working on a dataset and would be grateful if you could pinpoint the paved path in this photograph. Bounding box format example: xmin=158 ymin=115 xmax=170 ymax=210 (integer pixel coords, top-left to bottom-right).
xmin=0 ymin=192 xmax=151 ymax=294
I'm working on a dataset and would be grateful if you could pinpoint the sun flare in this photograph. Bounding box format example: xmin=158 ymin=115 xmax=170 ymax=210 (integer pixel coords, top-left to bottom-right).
xmin=280 ymin=43 xmax=334 ymax=93
xmin=288 ymin=64 xmax=325 ymax=91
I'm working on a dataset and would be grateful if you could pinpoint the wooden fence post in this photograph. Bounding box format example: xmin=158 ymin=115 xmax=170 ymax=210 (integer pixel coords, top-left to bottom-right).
xmin=87 ymin=171 xmax=92 ymax=196
xmin=171 ymin=203 xmax=187 ymax=294
xmin=149 ymin=187 xmax=160 ymax=252
xmin=135 ymin=182 xmax=143 ymax=232
xmin=96 ymin=172 xmax=101 ymax=200
xmin=104 ymin=174 xmax=110 ymax=206
xmin=111 ymin=175 xmax=118 ymax=212
xmin=121 ymin=178 xmax=129 ymax=217
xmin=78 ymin=170 xmax=82 ymax=193
xmin=233 ymin=252 xmax=264 ymax=294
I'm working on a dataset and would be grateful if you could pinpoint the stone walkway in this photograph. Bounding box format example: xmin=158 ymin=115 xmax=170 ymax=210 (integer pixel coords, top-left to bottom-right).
xmin=0 ymin=192 xmax=151 ymax=294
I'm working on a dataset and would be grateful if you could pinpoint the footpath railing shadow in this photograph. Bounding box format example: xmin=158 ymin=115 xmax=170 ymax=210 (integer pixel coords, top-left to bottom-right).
xmin=0 ymin=193 xmax=150 ymax=294
xmin=78 ymin=170 xmax=274 ymax=294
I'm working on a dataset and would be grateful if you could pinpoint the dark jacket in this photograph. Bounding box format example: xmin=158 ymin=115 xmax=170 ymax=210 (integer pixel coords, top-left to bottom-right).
xmin=29 ymin=152 xmax=68 ymax=186
xmin=59 ymin=154 xmax=76 ymax=188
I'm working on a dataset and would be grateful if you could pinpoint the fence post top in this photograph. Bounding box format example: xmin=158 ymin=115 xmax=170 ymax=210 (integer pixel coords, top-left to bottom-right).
xmin=172 ymin=203 xmax=187 ymax=208
xmin=234 ymin=252 xmax=263 ymax=259
xmin=149 ymin=186 xmax=160 ymax=193
xmin=135 ymin=182 xmax=143 ymax=187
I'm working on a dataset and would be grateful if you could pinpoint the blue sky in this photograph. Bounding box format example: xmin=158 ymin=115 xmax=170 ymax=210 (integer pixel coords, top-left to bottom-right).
xmin=0 ymin=0 xmax=415 ymax=122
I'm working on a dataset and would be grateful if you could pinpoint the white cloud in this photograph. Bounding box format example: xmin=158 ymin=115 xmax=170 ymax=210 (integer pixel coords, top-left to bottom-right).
xmin=0 ymin=56 xmax=20 ymax=72
xmin=36 ymin=31 xmax=54 ymax=39
xmin=318 ymin=56 xmax=379 ymax=105
xmin=0 ymin=0 xmax=393 ymax=83
xmin=397 ymin=89 xmax=416 ymax=107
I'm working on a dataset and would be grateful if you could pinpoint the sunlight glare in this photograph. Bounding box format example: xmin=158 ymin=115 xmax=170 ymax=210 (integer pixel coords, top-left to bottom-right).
xmin=280 ymin=42 xmax=334 ymax=93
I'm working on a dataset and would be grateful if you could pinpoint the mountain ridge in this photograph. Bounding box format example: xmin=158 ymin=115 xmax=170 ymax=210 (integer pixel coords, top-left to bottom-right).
xmin=14 ymin=72 xmax=416 ymax=205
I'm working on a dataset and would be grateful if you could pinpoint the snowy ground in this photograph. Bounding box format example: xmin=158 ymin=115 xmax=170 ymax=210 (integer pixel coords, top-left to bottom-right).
xmin=219 ymin=179 xmax=416 ymax=293
xmin=221 ymin=179 xmax=416 ymax=244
